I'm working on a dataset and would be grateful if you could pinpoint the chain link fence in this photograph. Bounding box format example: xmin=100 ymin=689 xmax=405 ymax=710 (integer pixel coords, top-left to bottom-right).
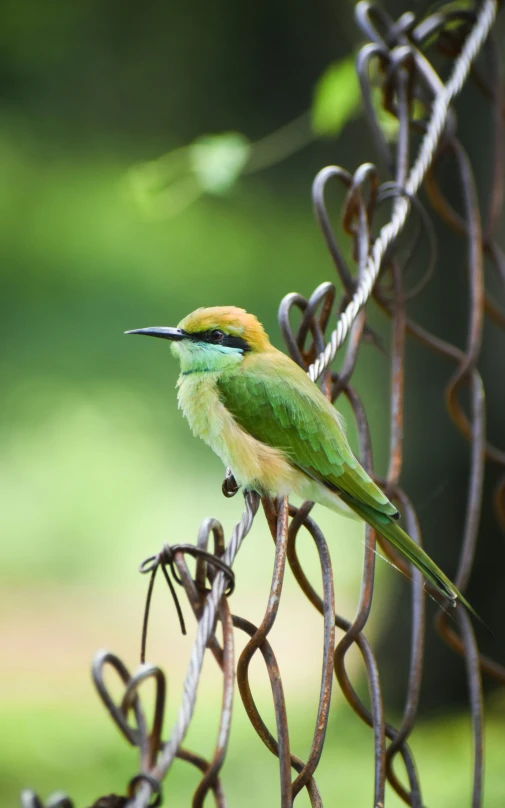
xmin=22 ymin=1 xmax=505 ymax=806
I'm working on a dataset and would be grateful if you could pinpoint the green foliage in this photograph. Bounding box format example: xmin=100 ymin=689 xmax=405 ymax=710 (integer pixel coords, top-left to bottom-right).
xmin=311 ymin=56 xmax=361 ymax=137
xmin=128 ymin=57 xmax=363 ymax=220
xmin=127 ymin=132 xmax=252 ymax=218
xmin=126 ymin=146 xmax=203 ymax=219
xmin=189 ymin=132 xmax=251 ymax=194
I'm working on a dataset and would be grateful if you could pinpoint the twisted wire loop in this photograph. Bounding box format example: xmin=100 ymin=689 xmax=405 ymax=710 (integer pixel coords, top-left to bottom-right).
xmin=22 ymin=3 xmax=505 ymax=807
xmin=308 ymin=0 xmax=498 ymax=382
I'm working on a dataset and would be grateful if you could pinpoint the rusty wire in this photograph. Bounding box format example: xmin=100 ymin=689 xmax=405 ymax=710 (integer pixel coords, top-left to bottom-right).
xmin=23 ymin=1 xmax=505 ymax=806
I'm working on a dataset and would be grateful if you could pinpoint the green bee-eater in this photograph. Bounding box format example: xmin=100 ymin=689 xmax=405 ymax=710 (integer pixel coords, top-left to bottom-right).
xmin=127 ymin=305 xmax=474 ymax=613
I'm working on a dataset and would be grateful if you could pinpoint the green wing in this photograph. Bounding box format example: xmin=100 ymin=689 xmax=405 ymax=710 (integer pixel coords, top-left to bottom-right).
xmin=217 ymin=352 xmax=398 ymax=518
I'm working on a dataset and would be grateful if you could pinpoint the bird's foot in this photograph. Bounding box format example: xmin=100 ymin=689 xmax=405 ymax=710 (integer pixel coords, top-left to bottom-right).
xmin=222 ymin=468 xmax=240 ymax=498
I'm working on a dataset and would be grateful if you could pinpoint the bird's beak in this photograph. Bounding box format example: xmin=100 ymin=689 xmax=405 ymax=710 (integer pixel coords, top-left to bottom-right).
xmin=124 ymin=327 xmax=185 ymax=341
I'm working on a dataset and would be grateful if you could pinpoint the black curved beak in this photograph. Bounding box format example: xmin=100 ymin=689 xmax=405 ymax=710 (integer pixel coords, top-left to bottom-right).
xmin=124 ymin=327 xmax=185 ymax=341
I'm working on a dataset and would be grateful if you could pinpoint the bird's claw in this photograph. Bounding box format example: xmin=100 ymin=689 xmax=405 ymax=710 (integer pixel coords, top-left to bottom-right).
xmin=222 ymin=468 xmax=240 ymax=498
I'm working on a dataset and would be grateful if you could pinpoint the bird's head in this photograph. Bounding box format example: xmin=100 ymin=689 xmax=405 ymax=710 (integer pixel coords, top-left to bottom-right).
xmin=126 ymin=306 xmax=271 ymax=374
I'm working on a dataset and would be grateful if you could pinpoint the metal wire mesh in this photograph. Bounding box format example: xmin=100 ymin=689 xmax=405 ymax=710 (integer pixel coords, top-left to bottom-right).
xmin=22 ymin=1 xmax=505 ymax=806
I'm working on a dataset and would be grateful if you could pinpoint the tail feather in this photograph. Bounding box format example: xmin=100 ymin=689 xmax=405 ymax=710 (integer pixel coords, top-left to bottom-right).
xmin=342 ymin=496 xmax=479 ymax=616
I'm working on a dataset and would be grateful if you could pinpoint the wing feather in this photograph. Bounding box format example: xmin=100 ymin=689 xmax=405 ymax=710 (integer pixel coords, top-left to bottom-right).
xmin=217 ymin=351 xmax=397 ymax=518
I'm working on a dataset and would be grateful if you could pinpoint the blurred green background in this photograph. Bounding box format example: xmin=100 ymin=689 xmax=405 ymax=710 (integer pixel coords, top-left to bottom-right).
xmin=1 ymin=1 xmax=504 ymax=806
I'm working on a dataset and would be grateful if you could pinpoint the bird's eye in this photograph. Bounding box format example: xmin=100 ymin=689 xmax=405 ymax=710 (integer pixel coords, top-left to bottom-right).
xmin=209 ymin=329 xmax=224 ymax=343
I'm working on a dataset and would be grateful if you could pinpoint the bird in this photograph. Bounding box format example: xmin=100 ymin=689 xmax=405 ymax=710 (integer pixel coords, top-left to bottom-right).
xmin=126 ymin=305 xmax=476 ymax=615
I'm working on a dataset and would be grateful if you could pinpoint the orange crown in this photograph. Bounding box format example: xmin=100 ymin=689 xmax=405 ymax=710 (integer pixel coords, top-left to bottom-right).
xmin=178 ymin=306 xmax=271 ymax=352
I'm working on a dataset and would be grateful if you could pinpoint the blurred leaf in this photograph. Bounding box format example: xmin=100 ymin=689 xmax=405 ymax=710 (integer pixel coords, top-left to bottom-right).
xmin=189 ymin=132 xmax=251 ymax=195
xmin=126 ymin=146 xmax=204 ymax=219
xmin=127 ymin=132 xmax=251 ymax=217
xmin=311 ymin=57 xmax=360 ymax=138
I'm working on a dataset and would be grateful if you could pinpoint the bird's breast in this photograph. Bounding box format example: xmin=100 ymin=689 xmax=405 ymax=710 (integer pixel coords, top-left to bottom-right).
xmin=177 ymin=373 xmax=232 ymax=459
xmin=176 ymin=372 xmax=298 ymax=494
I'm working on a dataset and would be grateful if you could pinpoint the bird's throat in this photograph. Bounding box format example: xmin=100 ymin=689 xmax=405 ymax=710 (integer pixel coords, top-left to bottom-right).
xmin=171 ymin=340 xmax=244 ymax=375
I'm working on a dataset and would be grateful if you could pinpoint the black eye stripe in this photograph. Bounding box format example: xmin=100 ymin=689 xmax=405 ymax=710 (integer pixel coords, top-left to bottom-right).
xmin=181 ymin=329 xmax=251 ymax=352
xmin=221 ymin=334 xmax=251 ymax=352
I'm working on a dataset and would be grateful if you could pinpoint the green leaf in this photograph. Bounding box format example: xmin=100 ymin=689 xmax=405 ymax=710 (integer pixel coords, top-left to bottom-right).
xmin=311 ymin=56 xmax=361 ymax=138
xmin=189 ymin=132 xmax=251 ymax=195
xmin=126 ymin=146 xmax=204 ymax=218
